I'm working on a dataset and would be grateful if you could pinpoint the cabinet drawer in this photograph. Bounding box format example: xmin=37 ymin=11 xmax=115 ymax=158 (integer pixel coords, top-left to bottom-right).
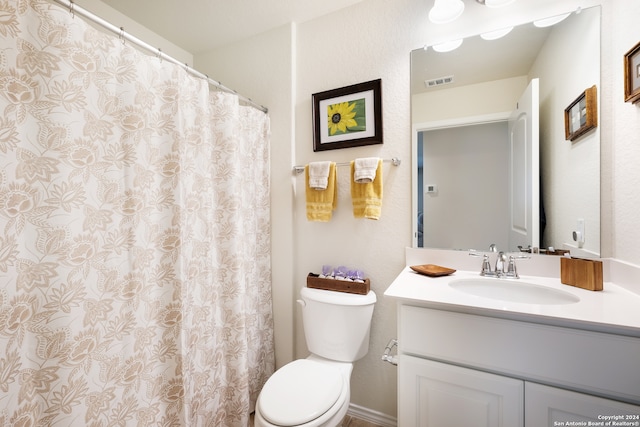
xmin=399 ymin=305 xmax=640 ymax=404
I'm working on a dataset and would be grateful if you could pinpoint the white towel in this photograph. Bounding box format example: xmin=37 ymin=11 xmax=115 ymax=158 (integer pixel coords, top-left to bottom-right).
xmin=308 ymin=161 xmax=332 ymax=190
xmin=354 ymin=157 xmax=380 ymax=183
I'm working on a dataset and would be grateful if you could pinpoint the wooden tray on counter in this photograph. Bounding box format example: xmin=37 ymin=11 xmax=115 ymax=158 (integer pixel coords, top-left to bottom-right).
xmin=410 ymin=264 xmax=456 ymax=277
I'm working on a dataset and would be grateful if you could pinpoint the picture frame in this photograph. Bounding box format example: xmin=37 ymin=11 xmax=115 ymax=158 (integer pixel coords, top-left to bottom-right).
xmin=312 ymin=79 xmax=383 ymax=152
xmin=624 ymin=41 xmax=640 ymax=104
xmin=564 ymin=85 xmax=598 ymax=141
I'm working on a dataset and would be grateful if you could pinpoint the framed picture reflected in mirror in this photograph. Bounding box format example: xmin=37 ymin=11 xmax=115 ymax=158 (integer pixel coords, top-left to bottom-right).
xmin=564 ymin=85 xmax=597 ymax=141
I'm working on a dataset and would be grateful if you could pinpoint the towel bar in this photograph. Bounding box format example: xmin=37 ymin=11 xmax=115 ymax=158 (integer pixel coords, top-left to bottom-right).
xmin=292 ymin=157 xmax=401 ymax=174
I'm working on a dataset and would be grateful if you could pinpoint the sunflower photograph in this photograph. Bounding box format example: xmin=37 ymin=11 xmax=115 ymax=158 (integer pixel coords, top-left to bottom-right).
xmin=327 ymin=99 xmax=366 ymax=136
xmin=312 ymin=79 xmax=383 ymax=151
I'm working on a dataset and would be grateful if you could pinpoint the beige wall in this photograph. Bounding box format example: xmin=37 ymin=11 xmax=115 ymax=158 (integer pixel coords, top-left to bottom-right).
xmin=608 ymin=0 xmax=640 ymax=265
xmin=292 ymin=0 xmax=627 ymax=418
xmin=77 ymin=0 xmax=640 ymax=420
xmin=198 ymin=0 xmax=640 ymax=419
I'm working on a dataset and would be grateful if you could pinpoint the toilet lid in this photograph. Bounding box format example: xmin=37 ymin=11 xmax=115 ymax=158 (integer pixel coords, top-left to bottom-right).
xmin=259 ymin=359 xmax=343 ymax=426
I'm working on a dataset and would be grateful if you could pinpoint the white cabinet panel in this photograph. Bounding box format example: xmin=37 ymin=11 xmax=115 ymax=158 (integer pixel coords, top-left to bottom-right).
xmin=399 ymin=305 xmax=640 ymax=403
xmin=399 ymin=355 xmax=524 ymax=427
xmin=526 ymin=383 xmax=640 ymax=425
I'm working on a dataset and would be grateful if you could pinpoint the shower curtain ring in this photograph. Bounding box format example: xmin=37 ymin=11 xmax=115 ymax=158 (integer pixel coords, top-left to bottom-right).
xmin=69 ymin=0 xmax=75 ymax=18
xmin=119 ymin=27 xmax=125 ymax=45
xmin=157 ymin=48 xmax=162 ymax=62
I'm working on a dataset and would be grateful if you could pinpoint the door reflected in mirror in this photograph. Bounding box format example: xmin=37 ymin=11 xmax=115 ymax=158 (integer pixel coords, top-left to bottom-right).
xmin=411 ymin=6 xmax=601 ymax=257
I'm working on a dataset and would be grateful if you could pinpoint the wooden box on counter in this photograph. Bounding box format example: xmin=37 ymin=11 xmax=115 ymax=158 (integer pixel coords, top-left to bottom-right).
xmin=306 ymin=274 xmax=370 ymax=295
xmin=560 ymin=257 xmax=603 ymax=291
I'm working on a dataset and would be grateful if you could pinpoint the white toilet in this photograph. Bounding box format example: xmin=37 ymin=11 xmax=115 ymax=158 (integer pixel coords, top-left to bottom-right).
xmin=254 ymin=286 xmax=377 ymax=427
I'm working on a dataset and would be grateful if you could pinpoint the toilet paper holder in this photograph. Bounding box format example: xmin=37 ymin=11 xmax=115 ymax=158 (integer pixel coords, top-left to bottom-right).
xmin=381 ymin=338 xmax=398 ymax=366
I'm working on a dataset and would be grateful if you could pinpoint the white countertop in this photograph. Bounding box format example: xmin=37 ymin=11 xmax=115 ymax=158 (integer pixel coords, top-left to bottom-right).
xmin=385 ymin=266 xmax=640 ymax=337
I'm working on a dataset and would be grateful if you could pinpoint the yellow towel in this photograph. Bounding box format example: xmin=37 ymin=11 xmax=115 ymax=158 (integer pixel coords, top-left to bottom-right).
xmin=351 ymin=159 xmax=383 ymax=220
xmin=306 ymin=162 xmax=337 ymax=222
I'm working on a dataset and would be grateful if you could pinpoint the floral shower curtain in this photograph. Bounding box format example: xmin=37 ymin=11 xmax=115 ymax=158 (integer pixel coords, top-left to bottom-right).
xmin=0 ymin=1 xmax=274 ymax=426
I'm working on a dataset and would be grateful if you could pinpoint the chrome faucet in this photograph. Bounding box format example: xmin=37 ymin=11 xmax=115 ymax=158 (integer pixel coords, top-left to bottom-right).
xmin=470 ymin=244 xmax=525 ymax=279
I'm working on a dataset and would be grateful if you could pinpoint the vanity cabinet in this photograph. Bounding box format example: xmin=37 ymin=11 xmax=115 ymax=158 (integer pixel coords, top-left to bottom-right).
xmin=397 ymin=305 xmax=640 ymax=427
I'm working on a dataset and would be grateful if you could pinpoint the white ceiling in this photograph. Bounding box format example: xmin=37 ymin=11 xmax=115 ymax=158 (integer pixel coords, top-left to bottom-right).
xmin=98 ymin=0 xmax=364 ymax=54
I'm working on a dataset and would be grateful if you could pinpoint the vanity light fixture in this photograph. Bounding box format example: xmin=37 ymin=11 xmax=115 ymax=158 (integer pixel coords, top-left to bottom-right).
xmin=428 ymin=0 xmax=465 ymax=24
xmin=431 ymin=39 xmax=464 ymax=52
xmin=480 ymin=26 xmax=514 ymax=40
xmin=533 ymin=12 xmax=571 ymax=28
xmin=430 ymin=0 xmax=516 ymax=25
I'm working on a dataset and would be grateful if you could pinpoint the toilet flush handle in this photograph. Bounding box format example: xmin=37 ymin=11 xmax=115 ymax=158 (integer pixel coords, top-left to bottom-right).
xmin=296 ymin=299 xmax=305 ymax=307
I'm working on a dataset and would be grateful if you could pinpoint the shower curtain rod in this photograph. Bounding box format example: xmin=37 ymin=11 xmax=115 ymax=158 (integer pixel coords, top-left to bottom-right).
xmin=52 ymin=0 xmax=268 ymax=113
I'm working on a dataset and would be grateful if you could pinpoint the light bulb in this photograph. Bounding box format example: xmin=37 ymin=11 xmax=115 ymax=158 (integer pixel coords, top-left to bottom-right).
xmin=432 ymin=39 xmax=463 ymax=52
xmin=480 ymin=26 xmax=514 ymax=40
xmin=534 ymin=12 xmax=571 ymax=28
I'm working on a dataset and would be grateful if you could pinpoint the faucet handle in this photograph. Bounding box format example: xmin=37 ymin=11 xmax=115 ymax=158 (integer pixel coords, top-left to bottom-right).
xmin=504 ymin=254 xmax=531 ymax=278
xmin=505 ymin=255 xmax=519 ymax=278
xmin=480 ymin=254 xmax=493 ymax=276
xmin=468 ymin=250 xmax=483 ymax=259
xmin=469 ymin=251 xmax=493 ymax=276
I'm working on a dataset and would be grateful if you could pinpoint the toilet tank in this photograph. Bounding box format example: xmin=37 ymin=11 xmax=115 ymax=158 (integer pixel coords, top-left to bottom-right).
xmin=299 ymin=287 xmax=377 ymax=362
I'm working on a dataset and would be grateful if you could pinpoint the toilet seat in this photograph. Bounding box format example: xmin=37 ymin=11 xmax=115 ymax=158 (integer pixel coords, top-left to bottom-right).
xmin=258 ymin=359 xmax=345 ymax=426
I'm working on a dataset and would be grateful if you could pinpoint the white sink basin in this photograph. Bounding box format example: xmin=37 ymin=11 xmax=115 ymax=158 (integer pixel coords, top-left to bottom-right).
xmin=449 ymin=278 xmax=580 ymax=305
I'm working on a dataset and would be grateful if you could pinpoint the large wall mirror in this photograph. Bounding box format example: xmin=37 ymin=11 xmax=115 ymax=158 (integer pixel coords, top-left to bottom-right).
xmin=411 ymin=6 xmax=601 ymax=257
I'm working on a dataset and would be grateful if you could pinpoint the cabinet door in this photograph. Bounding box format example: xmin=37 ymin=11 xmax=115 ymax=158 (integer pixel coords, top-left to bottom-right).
xmin=399 ymin=355 xmax=524 ymax=427
xmin=526 ymin=382 xmax=640 ymax=425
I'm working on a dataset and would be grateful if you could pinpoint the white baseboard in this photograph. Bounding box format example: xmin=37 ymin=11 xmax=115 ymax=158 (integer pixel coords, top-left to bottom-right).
xmin=347 ymin=404 xmax=397 ymax=427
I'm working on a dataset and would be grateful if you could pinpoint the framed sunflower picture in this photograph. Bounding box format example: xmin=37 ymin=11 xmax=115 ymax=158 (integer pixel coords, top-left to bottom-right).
xmin=312 ymin=79 xmax=383 ymax=152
